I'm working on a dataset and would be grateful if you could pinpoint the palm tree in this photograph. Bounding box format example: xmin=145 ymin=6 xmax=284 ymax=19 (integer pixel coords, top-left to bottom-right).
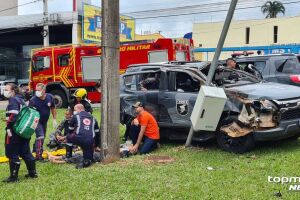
xmin=261 ymin=1 xmax=285 ymax=18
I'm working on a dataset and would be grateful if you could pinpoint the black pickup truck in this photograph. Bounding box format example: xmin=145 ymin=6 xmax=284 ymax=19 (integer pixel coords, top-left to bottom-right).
xmin=120 ymin=62 xmax=300 ymax=153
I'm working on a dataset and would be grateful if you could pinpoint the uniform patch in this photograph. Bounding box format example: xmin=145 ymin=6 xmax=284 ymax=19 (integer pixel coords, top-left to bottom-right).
xmin=176 ymin=100 xmax=189 ymax=116
xmin=47 ymin=102 xmax=51 ymax=107
xmin=83 ymin=118 xmax=91 ymax=125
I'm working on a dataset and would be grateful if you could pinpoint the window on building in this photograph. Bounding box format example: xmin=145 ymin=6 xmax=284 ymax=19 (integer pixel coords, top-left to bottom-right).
xmin=245 ymin=27 xmax=250 ymax=44
xmin=274 ymin=26 xmax=278 ymax=43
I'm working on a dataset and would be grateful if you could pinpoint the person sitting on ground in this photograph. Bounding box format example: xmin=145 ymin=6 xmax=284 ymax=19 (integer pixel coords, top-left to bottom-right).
xmin=57 ymin=104 xmax=100 ymax=169
xmin=47 ymin=109 xmax=73 ymax=159
xmin=128 ymin=102 xmax=160 ymax=155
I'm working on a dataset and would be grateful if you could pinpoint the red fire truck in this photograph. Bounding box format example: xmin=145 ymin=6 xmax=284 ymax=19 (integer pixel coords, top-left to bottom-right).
xmin=30 ymin=38 xmax=194 ymax=108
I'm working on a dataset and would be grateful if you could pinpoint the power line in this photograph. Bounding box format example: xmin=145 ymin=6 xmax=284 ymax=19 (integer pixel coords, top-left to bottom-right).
xmin=124 ymin=0 xmax=300 ymax=20
xmin=0 ymin=0 xmax=42 ymax=14
xmin=0 ymin=0 xmax=298 ymax=37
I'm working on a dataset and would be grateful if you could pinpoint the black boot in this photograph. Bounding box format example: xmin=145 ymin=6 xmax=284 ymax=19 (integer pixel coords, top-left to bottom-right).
xmin=24 ymin=160 xmax=38 ymax=179
xmin=76 ymin=159 xmax=93 ymax=169
xmin=3 ymin=161 xmax=20 ymax=183
xmin=66 ymin=145 xmax=73 ymax=158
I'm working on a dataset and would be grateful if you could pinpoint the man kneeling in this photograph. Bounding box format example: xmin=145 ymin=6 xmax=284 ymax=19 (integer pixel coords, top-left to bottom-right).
xmin=128 ymin=102 xmax=160 ymax=154
xmin=57 ymin=104 xmax=100 ymax=169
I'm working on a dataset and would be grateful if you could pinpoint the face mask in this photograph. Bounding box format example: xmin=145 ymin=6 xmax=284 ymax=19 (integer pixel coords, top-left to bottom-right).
xmin=35 ymin=91 xmax=42 ymax=97
xmin=73 ymin=111 xmax=78 ymax=115
xmin=3 ymin=91 xmax=11 ymax=98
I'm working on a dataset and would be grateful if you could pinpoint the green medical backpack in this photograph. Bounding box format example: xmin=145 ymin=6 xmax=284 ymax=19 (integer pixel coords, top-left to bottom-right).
xmin=13 ymin=106 xmax=40 ymax=139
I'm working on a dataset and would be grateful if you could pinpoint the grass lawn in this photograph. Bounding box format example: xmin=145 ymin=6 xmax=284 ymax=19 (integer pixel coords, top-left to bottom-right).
xmin=1 ymin=109 xmax=300 ymax=199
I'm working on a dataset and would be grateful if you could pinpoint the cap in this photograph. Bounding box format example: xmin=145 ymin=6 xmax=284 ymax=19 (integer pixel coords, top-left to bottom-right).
xmin=132 ymin=101 xmax=143 ymax=108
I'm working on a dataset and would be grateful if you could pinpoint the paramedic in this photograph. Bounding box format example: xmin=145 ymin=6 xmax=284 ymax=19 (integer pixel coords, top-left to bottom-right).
xmin=29 ymin=83 xmax=57 ymax=161
xmin=57 ymin=104 xmax=100 ymax=169
xmin=3 ymin=83 xmax=37 ymax=183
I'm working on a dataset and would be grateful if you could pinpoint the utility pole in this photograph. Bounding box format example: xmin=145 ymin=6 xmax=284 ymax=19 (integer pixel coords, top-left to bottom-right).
xmin=101 ymin=0 xmax=120 ymax=162
xmin=72 ymin=0 xmax=78 ymax=44
xmin=43 ymin=0 xmax=49 ymax=47
xmin=185 ymin=0 xmax=238 ymax=147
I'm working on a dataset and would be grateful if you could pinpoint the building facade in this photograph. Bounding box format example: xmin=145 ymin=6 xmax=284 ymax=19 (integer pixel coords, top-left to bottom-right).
xmin=0 ymin=0 xmax=18 ymax=16
xmin=193 ymin=16 xmax=300 ymax=61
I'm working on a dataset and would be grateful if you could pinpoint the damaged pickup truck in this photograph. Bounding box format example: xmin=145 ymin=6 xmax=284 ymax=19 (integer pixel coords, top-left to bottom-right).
xmin=120 ymin=62 xmax=300 ymax=153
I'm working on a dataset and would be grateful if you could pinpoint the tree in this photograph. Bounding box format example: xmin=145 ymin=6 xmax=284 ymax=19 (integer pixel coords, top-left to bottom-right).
xmin=261 ymin=1 xmax=285 ymax=18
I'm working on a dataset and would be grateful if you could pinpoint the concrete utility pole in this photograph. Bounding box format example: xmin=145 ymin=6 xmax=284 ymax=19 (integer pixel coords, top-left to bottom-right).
xmin=72 ymin=0 xmax=78 ymax=44
xmin=185 ymin=0 xmax=238 ymax=147
xmin=43 ymin=0 xmax=49 ymax=47
xmin=101 ymin=0 xmax=120 ymax=161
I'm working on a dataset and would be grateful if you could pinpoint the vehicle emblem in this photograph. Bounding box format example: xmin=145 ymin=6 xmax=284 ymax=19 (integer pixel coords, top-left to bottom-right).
xmin=176 ymin=100 xmax=189 ymax=116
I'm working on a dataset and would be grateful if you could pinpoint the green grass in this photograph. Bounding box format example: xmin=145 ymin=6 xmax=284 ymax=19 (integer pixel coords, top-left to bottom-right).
xmin=1 ymin=109 xmax=300 ymax=199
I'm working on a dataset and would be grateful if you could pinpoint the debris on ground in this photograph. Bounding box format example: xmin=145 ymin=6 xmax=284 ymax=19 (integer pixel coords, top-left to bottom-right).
xmin=144 ymin=155 xmax=176 ymax=164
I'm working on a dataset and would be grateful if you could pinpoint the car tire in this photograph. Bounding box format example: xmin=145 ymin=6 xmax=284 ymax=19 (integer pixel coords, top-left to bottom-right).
xmin=51 ymin=90 xmax=68 ymax=108
xmin=288 ymin=133 xmax=300 ymax=140
xmin=216 ymin=116 xmax=255 ymax=154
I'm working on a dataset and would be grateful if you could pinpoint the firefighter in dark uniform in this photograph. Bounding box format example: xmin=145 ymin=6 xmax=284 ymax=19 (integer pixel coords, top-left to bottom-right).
xmin=69 ymin=88 xmax=93 ymax=114
xmin=57 ymin=104 xmax=100 ymax=169
xmin=3 ymin=83 xmax=37 ymax=183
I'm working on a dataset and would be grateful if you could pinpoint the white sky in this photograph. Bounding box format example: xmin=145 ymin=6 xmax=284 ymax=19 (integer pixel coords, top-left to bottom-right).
xmin=18 ymin=0 xmax=300 ymax=37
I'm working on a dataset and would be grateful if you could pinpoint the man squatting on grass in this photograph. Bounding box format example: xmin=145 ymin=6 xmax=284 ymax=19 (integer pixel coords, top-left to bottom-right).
xmin=128 ymin=102 xmax=160 ymax=154
xmin=57 ymin=104 xmax=100 ymax=169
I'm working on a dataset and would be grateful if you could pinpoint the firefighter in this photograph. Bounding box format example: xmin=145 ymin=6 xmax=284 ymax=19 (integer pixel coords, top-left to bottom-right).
xmin=57 ymin=104 xmax=100 ymax=169
xmin=69 ymin=88 xmax=93 ymax=114
xmin=3 ymin=83 xmax=37 ymax=183
xmin=29 ymin=83 xmax=57 ymax=161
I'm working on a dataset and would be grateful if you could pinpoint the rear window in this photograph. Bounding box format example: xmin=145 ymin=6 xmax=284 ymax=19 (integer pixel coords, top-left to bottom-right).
xmin=275 ymin=58 xmax=300 ymax=74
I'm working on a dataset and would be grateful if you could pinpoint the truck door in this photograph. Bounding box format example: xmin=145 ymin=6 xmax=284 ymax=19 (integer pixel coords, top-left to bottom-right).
xmin=158 ymin=70 xmax=201 ymax=128
xmin=121 ymin=70 xmax=161 ymax=120
xmin=31 ymin=53 xmax=52 ymax=88
xmin=54 ymin=50 xmax=74 ymax=88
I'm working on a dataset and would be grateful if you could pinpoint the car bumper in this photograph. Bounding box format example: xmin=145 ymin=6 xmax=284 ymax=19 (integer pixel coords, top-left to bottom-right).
xmin=253 ymin=118 xmax=300 ymax=141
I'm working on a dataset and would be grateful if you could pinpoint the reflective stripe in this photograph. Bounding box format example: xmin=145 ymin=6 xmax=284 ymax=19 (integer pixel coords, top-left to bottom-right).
xmin=20 ymin=112 xmax=33 ymax=134
xmin=69 ymin=127 xmax=75 ymax=130
xmin=76 ymin=115 xmax=80 ymax=135
xmin=95 ymin=129 xmax=100 ymax=132
xmin=92 ymin=118 xmax=95 ymax=138
xmin=7 ymin=110 xmax=19 ymax=114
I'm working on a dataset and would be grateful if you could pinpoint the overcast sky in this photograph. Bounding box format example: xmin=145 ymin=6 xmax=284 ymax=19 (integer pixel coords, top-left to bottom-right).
xmin=18 ymin=0 xmax=300 ymax=37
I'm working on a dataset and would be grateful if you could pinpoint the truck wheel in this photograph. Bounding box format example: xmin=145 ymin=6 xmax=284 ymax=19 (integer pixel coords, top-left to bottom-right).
xmin=51 ymin=90 xmax=68 ymax=108
xmin=216 ymin=116 xmax=255 ymax=153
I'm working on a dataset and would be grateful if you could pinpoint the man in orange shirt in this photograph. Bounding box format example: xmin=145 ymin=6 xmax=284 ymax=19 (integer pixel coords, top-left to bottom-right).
xmin=128 ymin=101 xmax=160 ymax=154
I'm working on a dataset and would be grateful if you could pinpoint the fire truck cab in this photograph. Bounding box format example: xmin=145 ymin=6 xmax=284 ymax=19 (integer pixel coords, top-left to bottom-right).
xmin=30 ymin=38 xmax=194 ymax=108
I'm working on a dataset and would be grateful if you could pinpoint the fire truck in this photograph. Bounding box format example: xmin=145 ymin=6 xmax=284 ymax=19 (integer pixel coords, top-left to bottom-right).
xmin=30 ymin=38 xmax=194 ymax=108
